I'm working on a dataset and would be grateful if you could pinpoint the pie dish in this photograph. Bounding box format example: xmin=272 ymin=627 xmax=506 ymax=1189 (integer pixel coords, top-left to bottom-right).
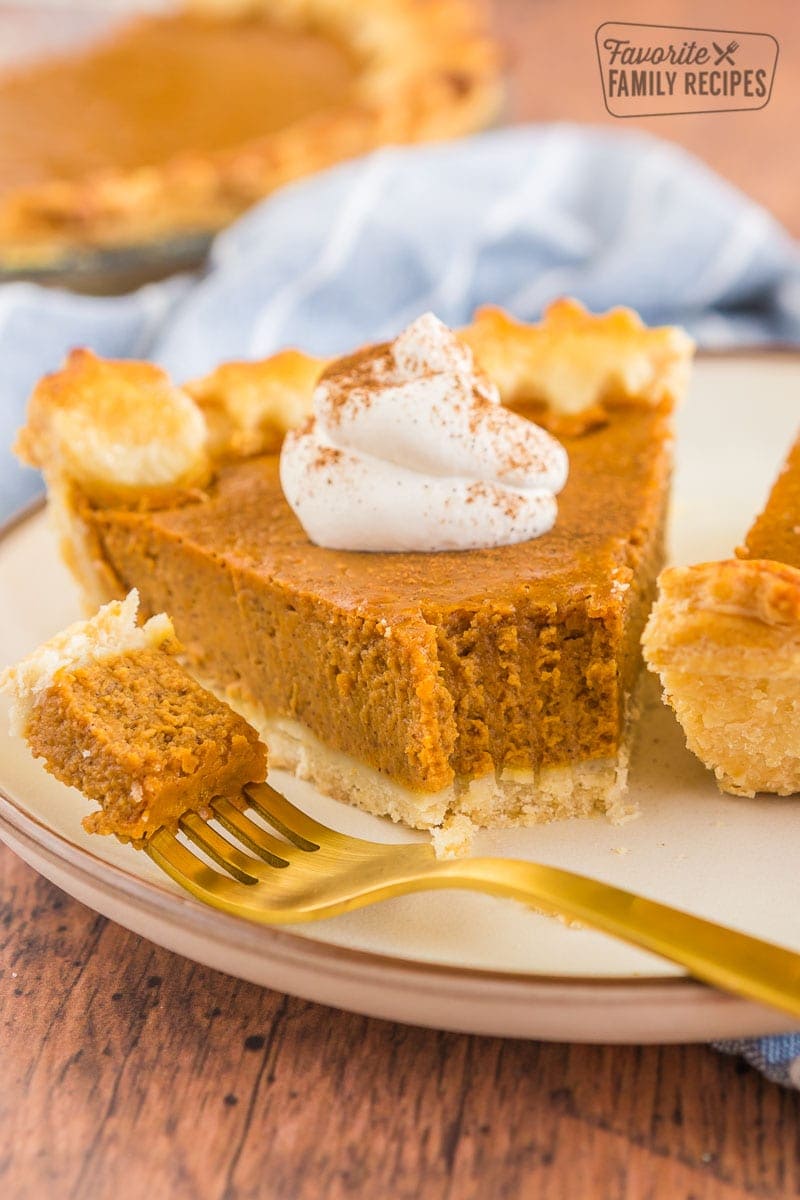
xmin=15 ymin=300 xmax=693 ymax=838
xmin=0 ymin=590 xmax=266 ymax=839
xmin=643 ymin=432 xmax=800 ymax=798
xmin=0 ymin=0 xmax=500 ymax=270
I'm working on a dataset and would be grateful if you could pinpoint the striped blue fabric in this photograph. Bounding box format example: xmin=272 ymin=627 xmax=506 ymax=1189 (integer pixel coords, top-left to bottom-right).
xmin=2 ymin=125 xmax=799 ymax=1080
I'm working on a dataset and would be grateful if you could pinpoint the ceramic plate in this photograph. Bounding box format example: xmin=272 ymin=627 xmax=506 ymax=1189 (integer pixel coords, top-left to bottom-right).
xmin=2 ymin=352 xmax=799 ymax=1042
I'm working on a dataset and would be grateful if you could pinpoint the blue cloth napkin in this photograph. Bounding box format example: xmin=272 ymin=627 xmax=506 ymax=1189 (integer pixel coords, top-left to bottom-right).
xmin=2 ymin=123 xmax=800 ymax=1079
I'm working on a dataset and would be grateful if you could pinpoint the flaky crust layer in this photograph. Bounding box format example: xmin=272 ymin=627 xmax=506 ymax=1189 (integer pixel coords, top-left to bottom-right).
xmin=185 ymin=350 xmax=327 ymax=458
xmin=0 ymin=0 xmax=501 ymax=268
xmin=19 ymin=301 xmax=693 ymax=497
xmin=229 ymin=708 xmax=638 ymax=843
xmin=17 ymin=348 xmax=212 ymax=505
xmin=461 ymin=299 xmax=694 ymax=435
xmin=644 ymin=559 xmax=800 ymax=674
xmin=643 ymin=559 xmax=800 ymax=796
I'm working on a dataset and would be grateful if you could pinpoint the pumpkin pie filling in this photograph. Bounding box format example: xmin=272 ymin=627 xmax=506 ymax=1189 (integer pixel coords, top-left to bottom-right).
xmin=740 ymin=432 xmax=800 ymax=567
xmin=15 ymin=301 xmax=692 ymax=834
xmin=0 ymin=15 xmax=356 ymax=196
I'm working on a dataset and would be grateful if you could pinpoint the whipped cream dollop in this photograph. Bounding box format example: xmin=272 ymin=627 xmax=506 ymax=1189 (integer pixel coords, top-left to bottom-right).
xmin=279 ymin=314 xmax=568 ymax=553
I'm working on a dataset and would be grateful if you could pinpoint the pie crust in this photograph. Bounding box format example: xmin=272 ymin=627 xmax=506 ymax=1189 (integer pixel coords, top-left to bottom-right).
xmin=19 ymin=298 xmax=688 ymax=500
xmin=0 ymin=0 xmax=500 ymax=269
xmin=643 ymin=434 xmax=800 ymax=797
xmin=461 ymin=299 xmax=693 ymax=435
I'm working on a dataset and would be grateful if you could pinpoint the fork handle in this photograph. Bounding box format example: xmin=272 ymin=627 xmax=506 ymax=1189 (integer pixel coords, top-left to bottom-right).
xmin=433 ymin=857 xmax=800 ymax=1020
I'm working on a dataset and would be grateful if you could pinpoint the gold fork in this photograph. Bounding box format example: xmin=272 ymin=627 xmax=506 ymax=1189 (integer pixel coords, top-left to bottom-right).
xmin=146 ymin=781 xmax=800 ymax=1020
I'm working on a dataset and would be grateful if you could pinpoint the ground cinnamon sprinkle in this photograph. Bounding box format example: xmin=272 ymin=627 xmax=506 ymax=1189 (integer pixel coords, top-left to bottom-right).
xmin=312 ymin=444 xmax=343 ymax=471
xmin=317 ymin=344 xmax=395 ymax=423
xmin=465 ymin=480 xmax=526 ymax=520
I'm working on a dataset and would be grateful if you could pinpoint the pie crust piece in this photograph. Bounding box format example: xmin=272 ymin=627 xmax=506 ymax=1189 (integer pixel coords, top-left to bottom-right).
xmin=0 ymin=0 xmax=500 ymax=269
xmin=16 ymin=302 xmax=693 ymax=835
xmin=643 ymin=432 xmax=800 ymax=797
xmin=461 ymin=299 xmax=694 ymax=435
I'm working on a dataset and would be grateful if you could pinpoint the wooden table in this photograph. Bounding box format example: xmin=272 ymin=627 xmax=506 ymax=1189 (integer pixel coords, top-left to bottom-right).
xmin=3 ymin=3 xmax=800 ymax=1197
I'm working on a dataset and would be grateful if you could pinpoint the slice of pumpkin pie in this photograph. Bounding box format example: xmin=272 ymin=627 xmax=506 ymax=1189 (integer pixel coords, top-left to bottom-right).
xmin=15 ymin=300 xmax=692 ymax=834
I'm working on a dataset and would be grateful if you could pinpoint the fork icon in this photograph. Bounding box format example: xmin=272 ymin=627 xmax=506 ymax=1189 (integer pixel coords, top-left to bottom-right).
xmin=712 ymin=40 xmax=738 ymax=66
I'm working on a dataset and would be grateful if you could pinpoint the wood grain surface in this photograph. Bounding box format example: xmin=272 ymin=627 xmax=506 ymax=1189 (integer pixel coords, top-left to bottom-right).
xmin=4 ymin=857 xmax=800 ymax=1200
xmin=3 ymin=2 xmax=800 ymax=1198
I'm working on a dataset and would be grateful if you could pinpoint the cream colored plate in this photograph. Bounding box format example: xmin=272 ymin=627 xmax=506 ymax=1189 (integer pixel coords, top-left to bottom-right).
xmin=2 ymin=352 xmax=799 ymax=1042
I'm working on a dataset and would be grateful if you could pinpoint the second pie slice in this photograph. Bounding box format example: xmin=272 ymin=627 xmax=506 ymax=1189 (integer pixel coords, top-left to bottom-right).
xmin=643 ymin=431 xmax=800 ymax=797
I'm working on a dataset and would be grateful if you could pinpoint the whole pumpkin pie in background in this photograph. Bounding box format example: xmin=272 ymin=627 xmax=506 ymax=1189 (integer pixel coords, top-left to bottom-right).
xmin=643 ymin=431 xmax=800 ymax=798
xmin=0 ymin=0 xmax=499 ymax=275
xmin=0 ymin=590 xmax=267 ymax=840
xmin=14 ymin=299 xmax=693 ymax=841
